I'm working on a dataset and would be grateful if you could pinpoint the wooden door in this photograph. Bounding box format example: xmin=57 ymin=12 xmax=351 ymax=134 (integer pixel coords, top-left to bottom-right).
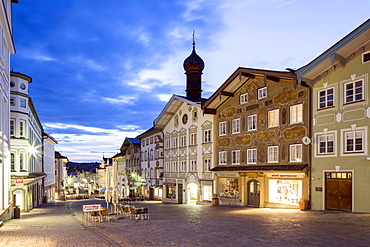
xmin=325 ymin=172 xmax=352 ymax=211
xmin=177 ymin=184 xmax=183 ymax=204
xmin=248 ymin=180 xmax=260 ymax=207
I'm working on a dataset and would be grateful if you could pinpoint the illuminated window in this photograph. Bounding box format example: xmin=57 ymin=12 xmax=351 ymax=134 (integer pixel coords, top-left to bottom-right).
xmin=290 ymin=144 xmax=302 ymax=162
xmin=268 ymin=109 xmax=279 ymax=127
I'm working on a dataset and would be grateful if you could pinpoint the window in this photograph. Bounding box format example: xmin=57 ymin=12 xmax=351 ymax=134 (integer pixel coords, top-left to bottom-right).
xmin=150 ymin=137 xmax=153 ymax=144
xmin=219 ymin=151 xmax=227 ymax=165
xmin=190 ymin=133 xmax=197 ymax=145
xmin=204 ymin=158 xmax=211 ymax=172
xmin=180 ymin=161 xmax=186 ymax=172
xmin=318 ymin=134 xmax=334 ymax=154
xmin=319 ymin=88 xmax=334 ymax=109
xmin=290 ymin=104 xmax=303 ymax=124
xmin=190 ymin=160 xmax=197 ymax=172
xmin=219 ymin=121 xmax=226 ymax=136
xmin=247 ymin=149 xmax=257 ymax=164
xmin=232 ymin=118 xmax=240 ymax=134
xmin=290 ymin=144 xmax=302 ymax=162
xmin=20 ymin=99 xmax=26 ymax=108
xmin=240 ymin=93 xmax=248 ymax=104
xmin=204 ymin=129 xmax=211 ymax=143
xmin=193 ymin=111 xmax=197 ymax=118
xmin=345 ymin=80 xmax=363 ymax=103
xmin=232 ymin=150 xmax=240 ymax=164
xmin=10 ymin=119 xmax=15 ymax=136
xmin=10 ymin=97 xmax=15 ymax=106
xmin=165 ymin=139 xmax=170 ymax=149
xmin=268 ymin=109 xmax=279 ymax=127
xmin=20 ymin=120 xmax=26 ymax=137
xmin=11 ymin=153 xmax=14 ymax=170
xmin=173 ymin=137 xmax=178 ymax=148
xmin=345 ymin=130 xmax=364 ymax=153
xmin=165 ymin=162 xmax=170 ymax=172
xmin=172 ymin=161 xmax=178 ymax=172
xmin=247 ymin=114 xmax=257 ymax=131
xmin=180 ymin=135 xmax=186 ymax=147
xmin=362 ymin=51 xmax=370 ymax=63
xmin=268 ymin=146 xmax=278 ymax=163
xmin=20 ymin=153 xmax=24 ymax=170
xmin=258 ymin=87 xmax=267 ymax=99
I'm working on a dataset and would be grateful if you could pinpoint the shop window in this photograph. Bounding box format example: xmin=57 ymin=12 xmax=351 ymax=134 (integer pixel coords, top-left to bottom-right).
xmin=166 ymin=186 xmax=176 ymax=199
xmin=269 ymin=179 xmax=302 ymax=205
xmin=219 ymin=178 xmax=239 ymax=198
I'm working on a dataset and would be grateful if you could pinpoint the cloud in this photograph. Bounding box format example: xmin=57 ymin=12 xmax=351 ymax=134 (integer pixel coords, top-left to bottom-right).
xmin=156 ymin=94 xmax=173 ymax=102
xmin=69 ymin=56 xmax=106 ymax=71
xmin=102 ymin=95 xmax=137 ymax=105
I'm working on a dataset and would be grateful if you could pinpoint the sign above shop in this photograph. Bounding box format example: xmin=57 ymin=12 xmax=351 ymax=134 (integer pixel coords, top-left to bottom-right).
xmin=266 ymin=173 xmax=305 ymax=179
xmin=216 ymin=173 xmax=239 ymax=177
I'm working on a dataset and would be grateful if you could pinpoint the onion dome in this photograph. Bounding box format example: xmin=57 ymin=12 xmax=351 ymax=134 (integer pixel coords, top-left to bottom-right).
xmin=183 ymin=41 xmax=205 ymax=72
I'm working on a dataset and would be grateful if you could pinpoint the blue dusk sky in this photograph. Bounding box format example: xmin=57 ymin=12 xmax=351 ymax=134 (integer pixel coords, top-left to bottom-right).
xmin=11 ymin=1 xmax=369 ymax=162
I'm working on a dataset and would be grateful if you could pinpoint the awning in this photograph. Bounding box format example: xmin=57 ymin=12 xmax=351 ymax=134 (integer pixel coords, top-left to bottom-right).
xmin=163 ymin=182 xmax=176 ymax=186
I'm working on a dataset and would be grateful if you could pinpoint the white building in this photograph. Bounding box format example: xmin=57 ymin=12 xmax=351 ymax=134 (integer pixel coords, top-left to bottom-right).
xmin=0 ymin=0 xmax=18 ymax=220
xmin=55 ymin=151 xmax=68 ymax=200
xmin=155 ymin=42 xmax=214 ymax=204
xmin=43 ymin=133 xmax=57 ymax=203
xmin=10 ymin=72 xmax=44 ymax=211
xmin=136 ymin=127 xmax=164 ymax=199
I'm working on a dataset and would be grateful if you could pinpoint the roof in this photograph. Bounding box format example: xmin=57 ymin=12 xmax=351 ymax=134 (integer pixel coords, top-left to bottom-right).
xmin=55 ymin=151 xmax=69 ymax=161
xmin=211 ymin=164 xmax=308 ymax=172
xmin=296 ymin=18 xmax=370 ymax=86
xmin=202 ymin=67 xmax=296 ymax=114
xmin=126 ymin=138 xmax=140 ymax=144
xmin=154 ymin=94 xmax=201 ymax=129
xmin=43 ymin=132 xmax=58 ymax=144
xmin=136 ymin=126 xmax=161 ymax=139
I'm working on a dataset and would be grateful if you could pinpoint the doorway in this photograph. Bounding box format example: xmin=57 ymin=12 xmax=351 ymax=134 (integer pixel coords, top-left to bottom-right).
xmin=187 ymin=183 xmax=198 ymax=203
xmin=248 ymin=180 xmax=260 ymax=207
xmin=325 ymin=172 xmax=352 ymax=211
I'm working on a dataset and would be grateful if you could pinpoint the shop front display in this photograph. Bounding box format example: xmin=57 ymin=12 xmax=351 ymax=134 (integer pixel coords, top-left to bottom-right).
xmin=268 ymin=179 xmax=302 ymax=205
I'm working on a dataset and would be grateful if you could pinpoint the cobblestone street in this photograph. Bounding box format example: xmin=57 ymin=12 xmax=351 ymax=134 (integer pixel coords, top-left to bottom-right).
xmin=1 ymin=199 xmax=370 ymax=246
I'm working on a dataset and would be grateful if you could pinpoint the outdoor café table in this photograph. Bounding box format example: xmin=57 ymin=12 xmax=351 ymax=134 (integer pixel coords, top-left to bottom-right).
xmin=82 ymin=204 xmax=102 ymax=226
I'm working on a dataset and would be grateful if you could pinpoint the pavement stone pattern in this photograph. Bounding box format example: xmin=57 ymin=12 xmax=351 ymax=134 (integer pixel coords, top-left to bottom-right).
xmin=0 ymin=199 xmax=369 ymax=246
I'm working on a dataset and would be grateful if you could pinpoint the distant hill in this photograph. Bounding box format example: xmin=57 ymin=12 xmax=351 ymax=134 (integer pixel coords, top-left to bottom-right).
xmin=66 ymin=162 xmax=100 ymax=176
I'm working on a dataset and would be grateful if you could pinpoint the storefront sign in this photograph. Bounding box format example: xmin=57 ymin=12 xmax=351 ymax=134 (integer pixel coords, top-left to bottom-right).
xmin=82 ymin=204 xmax=101 ymax=212
xmin=216 ymin=173 xmax=239 ymax=177
xmin=266 ymin=173 xmax=304 ymax=179
xmin=163 ymin=182 xmax=176 ymax=187
xmin=16 ymin=179 xmax=23 ymax=183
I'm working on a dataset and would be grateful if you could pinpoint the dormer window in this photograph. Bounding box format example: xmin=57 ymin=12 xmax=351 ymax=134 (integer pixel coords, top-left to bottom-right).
xmin=240 ymin=93 xmax=248 ymax=104
xmin=258 ymin=87 xmax=267 ymax=99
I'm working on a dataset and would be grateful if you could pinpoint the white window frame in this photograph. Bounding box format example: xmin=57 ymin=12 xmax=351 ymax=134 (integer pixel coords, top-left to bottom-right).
xmin=289 ymin=144 xmax=302 ymax=162
xmin=268 ymin=109 xmax=279 ymax=127
xmin=10 ymin=97 xmax=15 ymax=106
xmin=219 ymin=151 xmax=227 ymax=165
xmin=232 ymin=118 xmax=240 ymax=134
xmin=240 ymin=93 xmax=248 ymax=104
xmin=219 ymin=121 xmax=226 ymax=136
xmin=190 ymin=133 xmax=197 ymax=145
xmin=172 ymin=161 xmax=178 ymax=172
xmin=362 ymin=51 xmax=370 ymax=64
xmin=344 ymin=80 xmax=364 ymax=104
xmin=204 ymin=129 xmax=211 ymax=143
xmin=318 ymin=134 xmax=335 ymax=155
xmin=290 ymin=104 xmax=303 ymax=124
xmin=247 ymin=114 xmax=257 ymax=131
xmin=318 ymin=88 xmax=334 ymax=109
xmin=10 ymin=119 xmax=15 ymax=136
xmin=247 ymin=149 xmax=257 ymax=164
xmin=258 ymin=87 xmax=267 ymax=99
xmin=267 ymin=146 xmax=278 ymax=163
xmin=231 ymin=150 xmax=240 ymax=165
xmin=180 ymin=135 xmax=186 ymax=147
xmin=20 ymin=120 xmax=26 ymax=137
xmin=165 ymin=162 xmax=170 ymax=172
xmin=190 ymin=160 xmax=197 ymax=172
xmin=173 ymin=137 xmax=178 ymax=148
xmin=344 ymin=130 xmax=364 ymax=153
xmin=204 ymin=158 xmax=211 ymax=172
xmin=180 ymin=160 xmax=186 ymax=172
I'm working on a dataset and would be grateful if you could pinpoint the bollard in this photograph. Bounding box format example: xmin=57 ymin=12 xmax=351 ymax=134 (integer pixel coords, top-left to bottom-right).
xmin=13 ymin=205 xmax=20 ymax=219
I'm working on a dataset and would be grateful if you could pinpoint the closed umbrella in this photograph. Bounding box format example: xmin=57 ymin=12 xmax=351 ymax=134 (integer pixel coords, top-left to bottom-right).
xmin=105 ymin=166 xmax=111 ymax=212
xmin=112 ymin=160 xmax=119 ymax=205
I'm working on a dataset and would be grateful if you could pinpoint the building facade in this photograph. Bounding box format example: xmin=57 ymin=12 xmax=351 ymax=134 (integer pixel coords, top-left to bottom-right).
xmin=296 ymin=19 xmax=370 ymax=213
xmin=54 ymin=151 xmax=68 ymax=200
xmin=136 ymin=127 xmax=164 ymax=200
xmin=43 ymin=133 xmax=57 ymax=203
xmin=10 ymin=72 xmax=44 ymax=211
xmin=155 ymin=42 xmax=214 ymax=204
xmin=120 ymin=138 xmax=141 ymax=197
xmin=203 ymin=67 xmax=310 ymax=208
xmin=0 ymin=0 xmax=18 ymax=219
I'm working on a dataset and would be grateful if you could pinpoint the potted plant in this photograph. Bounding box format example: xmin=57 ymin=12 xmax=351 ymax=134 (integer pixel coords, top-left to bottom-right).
xmin=299 ymin=199 xmax=309 ymax=211
xmin=212 ymin=194 xmax=219 ymax=206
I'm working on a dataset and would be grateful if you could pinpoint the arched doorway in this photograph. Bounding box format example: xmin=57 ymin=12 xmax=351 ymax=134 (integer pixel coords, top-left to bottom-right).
xmin=13 ymin=190 xmax=24 ymax=210
xmin=248 ymin=180 xmax=260 ymax=207
xmin=187 ymin=183 xmax=198 ymax=203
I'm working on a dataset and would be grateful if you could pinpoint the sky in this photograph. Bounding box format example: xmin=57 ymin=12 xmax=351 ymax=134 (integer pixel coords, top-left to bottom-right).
xmin=11 ymin=0 xmax=370 ymax=162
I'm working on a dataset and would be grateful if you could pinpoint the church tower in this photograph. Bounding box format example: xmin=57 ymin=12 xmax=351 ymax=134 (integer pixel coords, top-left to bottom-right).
xmin=183 ymin=33 xmax=204 ymax=101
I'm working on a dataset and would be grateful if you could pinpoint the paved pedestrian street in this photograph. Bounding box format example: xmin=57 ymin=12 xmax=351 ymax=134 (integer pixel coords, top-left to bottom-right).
xmin=1 ymin=199 xmax=370 ymax=247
